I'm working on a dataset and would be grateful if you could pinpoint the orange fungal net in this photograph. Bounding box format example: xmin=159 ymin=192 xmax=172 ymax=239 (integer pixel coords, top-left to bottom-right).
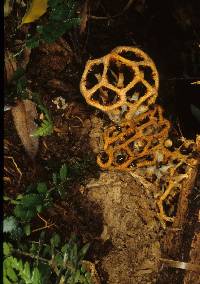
xmin=80 ymin=46 xmax=199 ymax=224
xmin=80 ymin=46 xmax=159 ymax=122
xmin=97 ymin=105 xmax=170 ymax=170
xmin=97 ymin=105 xmax=198 ymax=222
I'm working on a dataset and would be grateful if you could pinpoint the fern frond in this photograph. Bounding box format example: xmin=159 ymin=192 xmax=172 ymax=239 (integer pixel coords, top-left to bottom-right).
xmin=32 ymin=119 xmax=53 ymax=137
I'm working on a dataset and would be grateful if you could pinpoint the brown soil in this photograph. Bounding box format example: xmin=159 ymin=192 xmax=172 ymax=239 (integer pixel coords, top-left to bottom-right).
xmin=85 ymin=171 xmax=162 ymax=284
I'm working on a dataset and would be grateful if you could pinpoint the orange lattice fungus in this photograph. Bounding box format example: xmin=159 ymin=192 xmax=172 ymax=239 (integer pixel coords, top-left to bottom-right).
xmin=97 ymin=104 xmax=199 ymax=223
xmin=144 ymin=139 xmax=198 ymax=223
xmin=80 ymin=46 xmax=159 ymax=122
xmin=97 ymin=105 xmax=170 ymax=170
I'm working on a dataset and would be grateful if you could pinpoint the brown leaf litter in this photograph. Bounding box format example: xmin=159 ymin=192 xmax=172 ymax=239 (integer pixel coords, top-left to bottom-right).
xmin=11 ymin=99 xmax=39 ymax=159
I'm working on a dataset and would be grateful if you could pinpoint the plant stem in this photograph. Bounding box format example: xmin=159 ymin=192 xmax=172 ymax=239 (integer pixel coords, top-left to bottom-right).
xmin=13 ymin=249 xmax=49 ymax=264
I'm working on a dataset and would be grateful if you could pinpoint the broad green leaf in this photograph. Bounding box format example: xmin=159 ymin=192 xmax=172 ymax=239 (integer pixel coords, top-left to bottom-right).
xmin=21 ymin=194 xmax=42 ymax=207
xmin=21 ymin=0 xmax=48 ymax=25
xmin=14 ymin=205 xmax=36 ymax=221
xmin=3 ymin=242 xmax=13 ymax=256
xmin=37 ymin=182 xmax=47 ymax=194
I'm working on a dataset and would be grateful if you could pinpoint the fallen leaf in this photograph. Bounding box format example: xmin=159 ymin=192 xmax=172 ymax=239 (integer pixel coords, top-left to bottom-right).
xmin=11 ymin=100 xmax=39 ymax=159
xmin=5 ymin=50 xmax=17 ymax=83
xmin=19 ymin=47 xmax=32 ymax=70
xmin=21 ymin=0 xmax=48 ymax=25
xmin=4 ymin=0 xmax=13 ymax=17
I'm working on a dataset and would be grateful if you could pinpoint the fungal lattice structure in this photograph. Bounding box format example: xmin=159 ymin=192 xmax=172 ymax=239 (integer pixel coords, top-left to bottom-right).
xmin=80 ymin=46 xmax=199 ymax=224
xmin=80 ymin=46 xmax=159 ymax=123
xmin=97 ymin=105 xmax=197 ymax=222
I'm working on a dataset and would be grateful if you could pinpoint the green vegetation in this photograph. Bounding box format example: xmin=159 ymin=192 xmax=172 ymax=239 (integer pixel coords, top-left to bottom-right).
xmin=3 ymin=234 xmax=91 ymax=284
xmin=32 ymin=93 xmax=54 ymax=137
xmin=3 ymin=164 xmax=91 ymax=283
xmin=4 ymin=164 xmax=68 ymax=238
xmin=26 ymin=0 xmax=80 ymax=48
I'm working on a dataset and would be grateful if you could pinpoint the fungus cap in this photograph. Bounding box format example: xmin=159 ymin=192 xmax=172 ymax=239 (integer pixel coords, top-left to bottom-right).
xmin=80 ymin=46 xmax=159 ymax=122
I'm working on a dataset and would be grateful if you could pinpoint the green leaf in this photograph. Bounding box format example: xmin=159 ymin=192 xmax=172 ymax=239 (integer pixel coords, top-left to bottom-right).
xmin=74 ymin=270 xmax=81 ymax=282
xmin=37 ymin=263 xmax=51 ymax=282
xmin=3 ymin=277 xmax=11 ymax=284
xmin=26 ymin=37 xmax=40 ymax=49
xmin=16 ymin=194 xmax=24 ymax=200
xmin=14 ymin=205 xmax=36 ymax=221
xmin=78 ymin=243 xmax=90 ymax=260
xmin=23 ymin=262 xmax=31 ymax=281
xmin=3 ymin=196 xmax=11 ymax=201
xmin=31 ymin=267 xmax=42 ymax=284
xmin=15 ymin=258 xmax=23 ymax=271
xmin=21 ymin=193 xmax=43 ymax=207
xmin=6 ymin=266 xmax=18 ymax=282
xmin=36 ymin=204 xmax=43 ymax=213
xmin=3 ymin=242 xmax=13 ymax=256
xmin=85 ymin=271 xmax=91 ymax=280
xmin=54 ymin=254 xmax=63 ymax=267
xmin=59 ymin=164 xmax=68 ymax=181
xmin=72 ymin=243 xmax=78 ymax=262
xmin=30 ymin=243 xmax=38 ymax=255
xmin=33 ymin=119 xmax=53 ymax=137
xmin=42 ymin=245 xmax=51 ymax=257
xmin=61 ymin=243 xmax=69 ymax=255
xmin=50 ymin=233 xmax=61 ymax=248
xmin=37 ymin=182 xmax=48 ymax=194
xmin=81 ymin=265 xmax=86 ymax=274
xmin=3 ymin=216 xmax=18 ymax=233
xmin=24 ymin=224 xmax=31 ymax=236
